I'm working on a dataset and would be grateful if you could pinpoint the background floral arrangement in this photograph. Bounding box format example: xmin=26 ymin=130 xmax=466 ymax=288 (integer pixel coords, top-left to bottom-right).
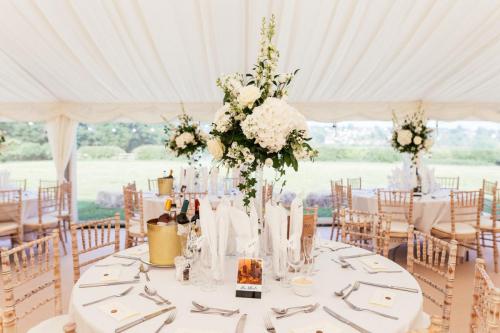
xmin=391 ymin=106 xmax=433 ymax=165
xmin=165 ymin=111 xmax=207 ymax=159
xmin=208 ymin=15 xmax=317 ymax=205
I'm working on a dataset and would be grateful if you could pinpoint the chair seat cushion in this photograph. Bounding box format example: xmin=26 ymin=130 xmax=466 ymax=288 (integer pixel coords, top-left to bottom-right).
xmin=27 ymin=314 xmax=72 ymax=333
xmin=0 ymin=222 xmax=20 ymax=235
xmin=432 ymin=222 xmax=477 ymax=235
xmin=24 ymin=213 xmax=59 ymax=226
xmin=389 ymin=222 xmax=409 ymax=237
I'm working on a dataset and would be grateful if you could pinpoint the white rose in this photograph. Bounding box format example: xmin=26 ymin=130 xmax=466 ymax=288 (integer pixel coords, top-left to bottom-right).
xmin=396 ymin=130 xmax=412 ymax=146
xmin=413 ymin=136 xmax=422 ymax=145
xmin=207 ymin=138 xmax=224 ymax=160
xmin=265 ymin=158 xmax=273 ymax=167
xmin=175 ymin=132 xmax=195 ymax=148
xmin=214 ymin=104 xmax=232 ymax=132
xmin=237 ymin=85 xmax=261 ymax=108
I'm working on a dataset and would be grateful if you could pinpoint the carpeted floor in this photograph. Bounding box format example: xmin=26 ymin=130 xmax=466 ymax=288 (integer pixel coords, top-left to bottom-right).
xmin=1 ymin=227 xmax=498 ymax=333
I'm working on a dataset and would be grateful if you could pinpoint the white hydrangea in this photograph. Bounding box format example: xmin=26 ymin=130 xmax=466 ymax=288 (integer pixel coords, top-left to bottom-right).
xmin=214 ymin=104 xmax=232 ymax=133
xmin=240 ymin=98 xmax=308 ymax=153
xmin=413 ymin=136 xmax=422 ymax=145
xmin=175 ymin=132 xmax=195 ymax=149
xmin=207 ymin=137 xmax=224 ymax=160
xmin=396 ymin=130 xmax=413 ymax=146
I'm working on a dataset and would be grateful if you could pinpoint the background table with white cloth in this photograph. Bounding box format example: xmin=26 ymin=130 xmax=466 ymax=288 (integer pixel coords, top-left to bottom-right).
xmin=70 ymin=242 xmax=426 ymax=333
xmin=0 ymin=190 xmax=38 ymax=222
xmin=352 ymin=189 xmax=451 ymax=233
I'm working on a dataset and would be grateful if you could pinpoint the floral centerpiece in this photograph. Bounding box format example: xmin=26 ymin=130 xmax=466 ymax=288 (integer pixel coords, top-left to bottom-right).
xmin=207 ymin=15 xmax=317 ymax=206
xmin=391 ymin=106 xmax=433 ymax=166
xmin=165 ymin=111 xmax=207 ymax=159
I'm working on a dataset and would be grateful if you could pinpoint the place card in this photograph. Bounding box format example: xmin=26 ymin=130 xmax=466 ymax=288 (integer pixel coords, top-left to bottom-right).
xmin=235 ymin=258 xmax=262 ymax=299
xmin=369 ymin=289 xmax=396 ymax=308
xmin=359 ymin=257 xmax=388 ymax=271
xmin=100 ymin=268 xmax=121 ymax=282
xmin=98 ymin=302 xmax=139 ymax=321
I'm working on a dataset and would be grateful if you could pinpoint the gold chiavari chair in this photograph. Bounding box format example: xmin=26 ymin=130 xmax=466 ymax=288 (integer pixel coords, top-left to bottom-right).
xmin=408 ymin=316 xmax=443 ymax=333
xmin=123 ymin=187 xmax=146 ymax=248
xmin=39 ymin=180 xmax=58 ymax=188
xmin=329 ymin=180 xmax=343 ymax=241
xmin=431 ymin=190 xmax=483 ymax=262
xmin=330 ymin=184 xmax=353 ymax=241
xmin=339 ymin=209 xmax=391 ymax=257
xmin=377 ymin=189 xmax=413 ymax=247
xmin=148 ymin=178 xmax=158 ymax=193
xmin=0 ymin=189 xmax=23 ymax=247
xmin=480 ymin=180 xmax=499 ymax=273
xmin=302 ymin=206 xmax=319 ymax=238
xmin=11 ymin=179 xmax=27 ymax=191
xmin=0 ymin=231 xmax=75 ymax=333
xmin=58 ymin=182 xmax=72 ymax=242
xmin=407 ymin=225 xmax=458 ymax=333
xmin=71 ymin=213 xmax=121 ymax=284
xmin=24 ymin=186 xmax=67 ymax=255
xmin=346 ymin=177 xmax=362 ymax=190
xmin=470 ymin=258 xmax=500 ymax=332
xmin=436 ymin=177 xmax=460 ymax=190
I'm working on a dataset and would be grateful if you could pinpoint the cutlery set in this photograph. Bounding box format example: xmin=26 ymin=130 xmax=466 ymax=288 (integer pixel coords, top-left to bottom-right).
xmin=190 ymin=301 xmax=240 ymax=317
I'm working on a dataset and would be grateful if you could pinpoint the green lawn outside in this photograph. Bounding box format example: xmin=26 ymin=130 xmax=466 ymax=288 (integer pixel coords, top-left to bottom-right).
xmin=1 ymin=160 xmax=498 ymax=220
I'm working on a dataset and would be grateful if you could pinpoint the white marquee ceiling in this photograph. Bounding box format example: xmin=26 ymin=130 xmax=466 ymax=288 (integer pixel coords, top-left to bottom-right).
xmin=0 ymin=0 xmax=500 ymax=123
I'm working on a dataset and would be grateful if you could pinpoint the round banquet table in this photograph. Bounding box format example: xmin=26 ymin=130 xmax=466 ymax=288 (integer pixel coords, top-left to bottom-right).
xmin=70 ymin=242 xmax=426 ymax=333
xmin=352 ymin=189 xmax=451 ymax=233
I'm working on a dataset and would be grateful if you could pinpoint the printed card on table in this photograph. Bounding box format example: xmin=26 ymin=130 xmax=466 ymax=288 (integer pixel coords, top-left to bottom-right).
xmin=235 ymin=258 xmax=262 ymax=299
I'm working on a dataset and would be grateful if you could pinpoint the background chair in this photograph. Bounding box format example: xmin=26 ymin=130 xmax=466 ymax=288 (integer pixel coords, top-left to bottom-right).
xmin=0 ymin=189 xmax=23 ymax=247
xmin=436 ymin=177 xmax=460 ymax=190
xmin=339 ymin=209 xmax=391 ymax=257
xmin=70 ymin=213 xmax=121 ymax=283
xmin=11 ymin=179 xmax=27 ymax=191
xmin=58 ymin=182 xmax=72 ymax=242
xmin=480 ymin=180 xmax=498 ymax=272
xmin=470 ymin=258 xmax=500 ymax=332
xmin=24 ymin=186 xmax=67 ymax=254
xmin=330 ymin=183 xmax=352 ymax=240
xmin=0 ymin=231 xmax=73 ymax=333
xmin=123 ymin=187 xmax=146 ymax=247
xmin=431 ymin=190 xmax=483 ymax=262
xmin=39 ymin=180 xmax=58 ymax=188
xmin=407 ymin=225 xmax=458 ymax=333
xmin=346 ymin=177 xmax=362 ymax=190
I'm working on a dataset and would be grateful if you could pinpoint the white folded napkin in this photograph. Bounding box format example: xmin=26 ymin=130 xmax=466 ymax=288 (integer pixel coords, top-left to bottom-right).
xmin=290 ymin=321 xmax=342 ymax=333
xmin=200 ymin=167 xmax=208 ymax=193
xmin=200 ymin=197 xmax=220 ymax=279
xmin=98 ymin=302 xmax=139 ymax=321
xmin=266 ymin=203 xmax=288 ymax=277
xmin=209 ymin=166 xmax=219 ymax=195
xmin=229 ymin=206 xmax=253 ymax=255
xmin=289 ymin=197 xmax=303 ymax=259
xmin=99 ymin=268 xmax=121 ymax=282
xmin=216 ymin=197 xmax=231 ymax=259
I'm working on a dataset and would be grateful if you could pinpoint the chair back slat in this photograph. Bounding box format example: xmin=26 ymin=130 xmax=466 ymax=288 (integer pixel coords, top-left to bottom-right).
xmin=436 ymin=177 xmax=460 ymax=190
xmin=335 ymin=184 xmax=352 ymax=210
xmin=470 ymin=258 xmax=500 ymax=332
xmin=377 ymin=190 xmax=413 ymax=224
xmin=340 ymin=209 xmax=391 ymax=257
xmin=71 ymin=213 xmax=121 ymax=284
xmin=407 ymin=226 xmax=458 ymax=333
xmin=0 ymin=231 xmax=61 ymax=332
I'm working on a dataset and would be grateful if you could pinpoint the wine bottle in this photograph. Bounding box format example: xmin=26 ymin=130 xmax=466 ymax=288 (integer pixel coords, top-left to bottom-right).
xmin=176 ymin=199 xmax=190 ymax=225
xmin=166 ymin=169 xmax=173 ymax=179
xmin=190 ymin=199 xmax=200 ymax=223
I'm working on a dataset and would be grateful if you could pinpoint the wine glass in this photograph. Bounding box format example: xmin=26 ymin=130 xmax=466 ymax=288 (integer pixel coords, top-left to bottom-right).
xmin=302 ymin=235 xmax=315 ymax=275
xmin=286 ymin=240 xmax=304 ymax=283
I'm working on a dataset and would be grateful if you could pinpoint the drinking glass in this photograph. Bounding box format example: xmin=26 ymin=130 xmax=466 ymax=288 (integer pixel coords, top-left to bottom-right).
xmin=302 ymin=235 xmax=315 ymax=275
xmin=286 ymin=241 xmax=304 ymax=283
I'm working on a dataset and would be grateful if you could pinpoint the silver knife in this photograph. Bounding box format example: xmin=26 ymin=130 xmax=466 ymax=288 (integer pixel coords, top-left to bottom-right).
xmin=115 ymin=306 xmax=176 ymax=333
xmin=340 ymin=253 xmax=376 ymax=260
xmin=323 ymin=306 xmax=372 ymax=333
xmin=79 ymin=280 xmax=140 ymax=288
xmin=359 ymin=281 xmax=419 ymax=293
xmin=235 ymin=313 xmax=247 ymax=333
xmin=114 ymin=254 xmax=141 ymax=260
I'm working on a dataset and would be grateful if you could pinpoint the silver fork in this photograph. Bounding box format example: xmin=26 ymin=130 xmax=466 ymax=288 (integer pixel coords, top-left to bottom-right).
xmin=154 ymin=309 xmax=177 ymax=333
xmin=342 ymin=298 xmax=398 ymax=320
xmin=264 ymin=314 xmax=276 ymax=333
xmin=82 ymin=286 xmax=133 ymax=306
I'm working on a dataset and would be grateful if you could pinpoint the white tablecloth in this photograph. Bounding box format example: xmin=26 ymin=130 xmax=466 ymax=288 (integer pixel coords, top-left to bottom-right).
xmin=352 ymin=189 xmax=451 ymax=233
xmin=0 ymin=191 xmax=38 ymax=222
xmin=70 ymin=242 xmax=426 ymax=333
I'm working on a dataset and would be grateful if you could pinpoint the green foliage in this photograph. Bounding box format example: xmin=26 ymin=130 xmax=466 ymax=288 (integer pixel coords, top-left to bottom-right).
xmin=78 ymin=146 xmax=126 ymax=160
xmin=133 ymin=145 xmax=170 ymax=160
xmin=78 ymin=200 xmax=124 ymax=221
xmin=1 ymin=142 xmax=52 ymax=161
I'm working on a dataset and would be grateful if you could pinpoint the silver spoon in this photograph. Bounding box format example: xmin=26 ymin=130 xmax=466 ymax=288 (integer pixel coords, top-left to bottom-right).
xmin=271 ymin=304 xmax=316 ymax=315
xmin=342 ymin=281 xmax=360 ymax=300
xmin=192 ymin=301 xmax=238 ymax=313
xmin=145 ymin=285 xmax=170 ymax=304
xmin=190 ymin=309 xmax=238 ymax=317
xmin=140 ymin=263 xmax=151 ymax=281
xmin=276 ymin=303 xmax=319 ymax=319
xmin=334 ymin=283 xmax=352 ymax=297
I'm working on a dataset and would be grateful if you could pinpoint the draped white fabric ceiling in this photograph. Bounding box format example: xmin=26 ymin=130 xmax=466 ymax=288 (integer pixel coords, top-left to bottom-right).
xmin=1 ymin=0 xmax=500 ymax=123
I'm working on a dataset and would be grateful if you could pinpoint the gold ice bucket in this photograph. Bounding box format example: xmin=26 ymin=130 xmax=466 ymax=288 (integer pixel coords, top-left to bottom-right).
xmin=158 ymin=177 xmax=173 ymax=196
xmin=147 ymin=219 xmax=181 ymax=266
